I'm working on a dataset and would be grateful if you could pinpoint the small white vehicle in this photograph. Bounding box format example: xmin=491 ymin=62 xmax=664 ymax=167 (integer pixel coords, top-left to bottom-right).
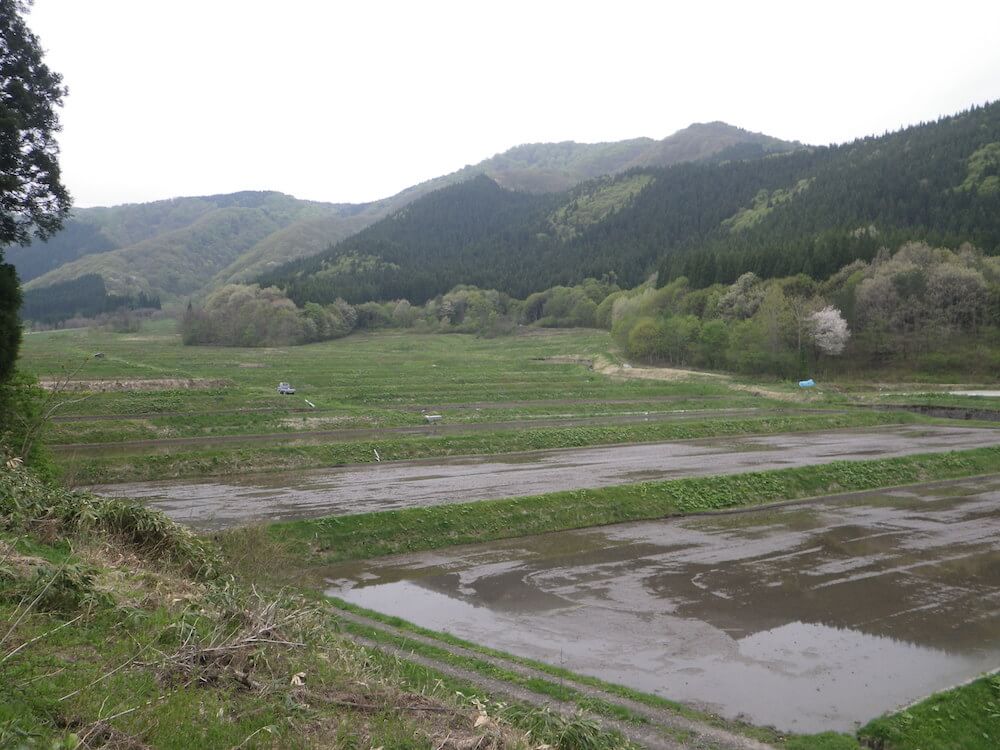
xmin=277 ymin=382 xmax=296 ymax=395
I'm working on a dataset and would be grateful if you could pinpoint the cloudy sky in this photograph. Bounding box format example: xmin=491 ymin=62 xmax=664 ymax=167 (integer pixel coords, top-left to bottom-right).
xmin=26 ymin=0 xmax=1000 ymax=208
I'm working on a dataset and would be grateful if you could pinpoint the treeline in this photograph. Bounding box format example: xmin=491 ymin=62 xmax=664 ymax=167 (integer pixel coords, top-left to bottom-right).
xmin=179 ymin=276 xmax=621 ymax=347
xmin=179 ymin=285 xmax=356 ymax=347
xmin=261 ymin=102 xmax=1000 ymax=307
xmin=21 ymin=274 xmax=161 ymax=326
xmin=613 ymin=242 xmax=999 ymax=377
xmin=187 ymin=242 xmax=1000 ymax=378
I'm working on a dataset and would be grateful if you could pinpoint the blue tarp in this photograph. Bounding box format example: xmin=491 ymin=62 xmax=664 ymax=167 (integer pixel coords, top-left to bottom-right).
xmin=798 ymin=379 xmax=816 ymax=388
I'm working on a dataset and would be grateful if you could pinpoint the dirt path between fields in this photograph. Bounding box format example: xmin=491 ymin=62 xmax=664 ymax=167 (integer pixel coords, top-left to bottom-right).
xmin=590 ymin=357 xmax=820 ymax=404
xmin=39 ymin=377 xmax=231 ymax=392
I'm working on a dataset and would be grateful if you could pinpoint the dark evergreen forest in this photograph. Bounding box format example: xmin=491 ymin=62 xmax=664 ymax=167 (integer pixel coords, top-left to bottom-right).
xmin=21 ymin=274 xmax=160 ymax=325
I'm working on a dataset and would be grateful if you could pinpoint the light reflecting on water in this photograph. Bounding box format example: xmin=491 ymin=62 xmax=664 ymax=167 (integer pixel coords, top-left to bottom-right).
xmin=326 ymin=476 xmax=1000 ymax=732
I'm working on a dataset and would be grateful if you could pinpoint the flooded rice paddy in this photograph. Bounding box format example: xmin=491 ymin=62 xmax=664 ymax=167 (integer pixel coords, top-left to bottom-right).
xmin=91 ymin=424 xmax=1000 ymax=530
xmin=325 ymin=475 xmax=1000 ymax=733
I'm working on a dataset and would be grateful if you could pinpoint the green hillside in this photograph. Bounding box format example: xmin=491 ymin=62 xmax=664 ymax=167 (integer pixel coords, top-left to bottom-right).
xmin=18 ymin=192 xmax=363 ymax=299
xmin=264 ymin=101 xmax=1000 ymax=306
xmin=10 ymin=192 xmax=283 ymax=284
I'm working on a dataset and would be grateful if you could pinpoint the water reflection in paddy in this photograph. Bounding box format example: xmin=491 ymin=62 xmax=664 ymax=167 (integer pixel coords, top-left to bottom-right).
xmin=325 ymin=476 xmax=1000 ymax=733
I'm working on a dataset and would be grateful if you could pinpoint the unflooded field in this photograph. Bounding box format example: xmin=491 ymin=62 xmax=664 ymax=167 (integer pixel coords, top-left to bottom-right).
xmin=323 ymin=475 xmax=1000 ymax=735
xmin=19 ymin=324 xmax=807 ymax=454
xmin=51 ymin=406 xmax=828 ymax=453
xmin=44 ymin=398 xmax=781 ymax=445
xmin=19 ymin=323 xmax=741 ymax=415
xmin=23 ymin=323 xmax=903 ymax=487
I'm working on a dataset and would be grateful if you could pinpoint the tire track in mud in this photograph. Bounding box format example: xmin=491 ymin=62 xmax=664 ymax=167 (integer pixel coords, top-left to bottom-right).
xmin=335 ymin=606 xmax=776 ymax=750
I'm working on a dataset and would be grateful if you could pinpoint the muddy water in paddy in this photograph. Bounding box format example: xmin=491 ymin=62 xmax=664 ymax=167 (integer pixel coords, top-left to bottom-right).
xmin=91 ymin=424 xmax=1000 ymax=530
xmin=325 ymin=476 xmax=1000 ymax=734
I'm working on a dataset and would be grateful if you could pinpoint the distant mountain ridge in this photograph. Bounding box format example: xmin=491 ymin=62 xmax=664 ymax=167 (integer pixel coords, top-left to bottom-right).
xmin=449 ymin=122 xmax=799 ymax=193
xmin=13 ymin=121 xmax=802 ymax=307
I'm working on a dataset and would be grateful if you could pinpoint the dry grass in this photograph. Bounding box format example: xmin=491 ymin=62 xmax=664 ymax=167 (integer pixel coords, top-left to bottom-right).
xmin=37 ymin=378 xmax=232 ymax=392
xmin=146 ymin=586 xmax=313 ymax=692
xmin=592 ymin=355 xmax=728 ymax=382
xmin=0 ymin=539 xmax=48 ymax=579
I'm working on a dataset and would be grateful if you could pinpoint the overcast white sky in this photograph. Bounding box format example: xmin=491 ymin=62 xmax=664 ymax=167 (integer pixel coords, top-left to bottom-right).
xmin=25 ymin=0 xmax=1000 ymax=208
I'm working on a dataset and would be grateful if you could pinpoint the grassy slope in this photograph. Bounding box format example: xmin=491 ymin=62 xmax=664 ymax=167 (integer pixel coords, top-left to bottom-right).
xmin=858 ymin=674 xmax=1000 ymax=750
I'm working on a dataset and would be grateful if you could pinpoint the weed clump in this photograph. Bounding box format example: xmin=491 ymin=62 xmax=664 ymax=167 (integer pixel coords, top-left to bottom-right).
xmin=0 ymin=556 xmax=109 ymax=614
xmin=0 ymin=460 xmax=220 ymax=578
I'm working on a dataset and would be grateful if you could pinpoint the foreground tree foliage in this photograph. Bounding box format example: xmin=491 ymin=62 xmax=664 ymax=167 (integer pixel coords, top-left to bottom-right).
xmin=0 ymin=0 xmax=70 ymax=381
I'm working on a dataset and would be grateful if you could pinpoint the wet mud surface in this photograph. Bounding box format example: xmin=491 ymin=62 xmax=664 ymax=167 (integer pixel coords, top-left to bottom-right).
xmin=324 ymin=476 xmax=1000 ymax=733
xmin=91 ymin=424 xmax=1000 ymax=529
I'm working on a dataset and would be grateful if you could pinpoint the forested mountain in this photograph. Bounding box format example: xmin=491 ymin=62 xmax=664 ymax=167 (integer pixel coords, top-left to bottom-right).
xmin=14 ymin=122 xmax=799 ymax=321
xmin=264 ymin=101 xmax=1000 ymax=306
xmin=262 ymin=176 xmax=562 ymax=304
xmin=21 ymin=275 xmax=160 ymax=325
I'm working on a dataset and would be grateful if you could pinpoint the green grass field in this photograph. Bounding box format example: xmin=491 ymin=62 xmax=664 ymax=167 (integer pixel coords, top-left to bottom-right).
xmin=19 ymin=321 xmax=877 ymax=483
xmin=22 ymin=321 xmax=722 ymax=409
